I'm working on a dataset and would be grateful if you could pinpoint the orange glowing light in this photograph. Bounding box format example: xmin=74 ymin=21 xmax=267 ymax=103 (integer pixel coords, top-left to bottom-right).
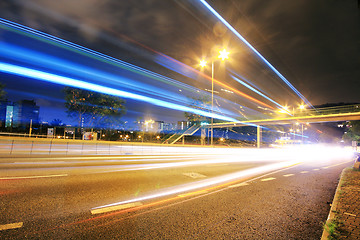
xmin=218 ymin=49 xmax=229 ymax=60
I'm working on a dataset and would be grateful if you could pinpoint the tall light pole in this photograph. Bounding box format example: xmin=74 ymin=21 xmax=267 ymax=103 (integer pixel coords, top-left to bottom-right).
xmin=200 ymin=49 xmax=229 ymax=146
xmin=211 ymin=60 xmax=214 ymax=146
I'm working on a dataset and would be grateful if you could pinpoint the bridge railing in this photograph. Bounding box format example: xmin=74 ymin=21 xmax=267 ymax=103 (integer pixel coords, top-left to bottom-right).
xmin=294 ymin=104 xmax=360 ymax=117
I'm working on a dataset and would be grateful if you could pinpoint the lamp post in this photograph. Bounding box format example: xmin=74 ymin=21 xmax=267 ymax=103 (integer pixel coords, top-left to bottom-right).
xmin=200 ymin=49 xmax=229 ymax=146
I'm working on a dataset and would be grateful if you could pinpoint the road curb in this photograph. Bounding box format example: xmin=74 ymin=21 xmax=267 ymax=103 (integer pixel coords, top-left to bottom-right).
xmin=321 ymin=168 xmax=345 ymax=240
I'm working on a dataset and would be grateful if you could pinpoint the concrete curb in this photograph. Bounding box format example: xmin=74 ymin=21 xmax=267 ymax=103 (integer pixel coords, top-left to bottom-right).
xmin=321 ymin=168 xmax=346 ymax=240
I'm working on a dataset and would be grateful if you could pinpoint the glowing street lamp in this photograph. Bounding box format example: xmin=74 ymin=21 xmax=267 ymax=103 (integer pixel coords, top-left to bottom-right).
xmin=199 ymin=60 xmax=207 ymax=68
xmin=218 ymin=49 xmax=229 ymax=60
xmin=199 ymin=48 xmax=230 ymax=146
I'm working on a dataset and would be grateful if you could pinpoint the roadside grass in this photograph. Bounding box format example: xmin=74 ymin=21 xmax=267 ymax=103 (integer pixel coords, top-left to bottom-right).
xmin=323 ymin=167 xmax=358 ymax=239
xmin=324 ymin=217 xmax=342 ymax=240
xmin=352 ymin=167 xmax=360 ymax=172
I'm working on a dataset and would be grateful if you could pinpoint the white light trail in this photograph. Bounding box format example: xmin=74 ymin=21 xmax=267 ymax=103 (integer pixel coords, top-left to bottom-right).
xmin=199 ymin=0 xmax=313 ymax=108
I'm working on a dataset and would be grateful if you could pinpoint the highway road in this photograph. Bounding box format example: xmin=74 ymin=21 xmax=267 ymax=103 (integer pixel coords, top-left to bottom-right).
xmin=0 ymin=144 xmax=354 ymax=239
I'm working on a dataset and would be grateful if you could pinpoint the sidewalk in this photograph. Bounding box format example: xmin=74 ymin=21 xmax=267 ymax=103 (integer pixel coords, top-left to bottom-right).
xmin=322 ymin=166 xmax=360 ymax=239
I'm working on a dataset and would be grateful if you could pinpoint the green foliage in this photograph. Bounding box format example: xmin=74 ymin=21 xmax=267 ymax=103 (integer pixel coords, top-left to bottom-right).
xmin=184 ymin=96 xmax=211 ymax=122
xmin=343 ymin=120 xmax=360 ymax=142
xmin=63 ymin=87 xmax=126 ymax=128
xmin=324 ymin=217 xmax=346 ymax=240
xmin=324 ymin=219 xmax=339 ymax=239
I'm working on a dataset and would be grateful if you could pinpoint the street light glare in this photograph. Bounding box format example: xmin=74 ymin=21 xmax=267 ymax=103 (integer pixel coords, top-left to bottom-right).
xmin=299 ymin=104 xmax=305 ymax=110
xmin=199 ymin=59 xmax=207 ymax=67
xmin=218 ymin=49 xmax=229 ymax=60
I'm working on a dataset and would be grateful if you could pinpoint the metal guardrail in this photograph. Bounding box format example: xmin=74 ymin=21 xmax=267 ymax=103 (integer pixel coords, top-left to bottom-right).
xmin=0 ymin=136 xmax=220 ymax=156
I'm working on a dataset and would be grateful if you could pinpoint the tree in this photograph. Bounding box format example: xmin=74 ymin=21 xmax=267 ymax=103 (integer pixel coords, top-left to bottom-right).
xmin=343 ymin=121 xmax=360 ymax=142
xmin=184 ymin=96 xmax=211 ymax=123
xmin=63 ymin=87 xmax=126 ymax=129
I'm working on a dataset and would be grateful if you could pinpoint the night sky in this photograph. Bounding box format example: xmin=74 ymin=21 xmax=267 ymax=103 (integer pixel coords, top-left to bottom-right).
xmin=0 ymin=0 xmax=359 ymax=125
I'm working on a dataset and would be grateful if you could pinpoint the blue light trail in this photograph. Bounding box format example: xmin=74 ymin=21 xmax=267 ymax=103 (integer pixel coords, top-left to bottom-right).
xmin=0 ymin=18 xmax=253 ymax=120
xmin=0 ymin=62 xmax=240 ymax=122
xmin=199 ymin=0 xmax=313 ymax=108
xmin=0 ymin=18 xmax=195 ymax=93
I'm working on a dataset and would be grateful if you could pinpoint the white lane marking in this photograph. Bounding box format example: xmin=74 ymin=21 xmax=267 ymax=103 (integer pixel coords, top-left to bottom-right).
xmin=228 ymin=182 xmax=250 ymax=188
xmin=300 ymin=171 xmax=309 ymax=174
xmin=0 ymin=222 xmax=23 ymax=231
xmin=91 ymin=202 xmax=142 ymax=215
xmin=261 ymin=177 xmax=276 ymax=182
xmin=344 ymin=212 xmax=356 ymax=217
xmin=313 ymin=169 xmax=320 ymax=171
xmin=283 ymin=174 xmax=294 ymax=177
xmin=0 ymin=174 xmax=68 ymax=180
xmin=182 ymin=172 xmax=207 ymax=179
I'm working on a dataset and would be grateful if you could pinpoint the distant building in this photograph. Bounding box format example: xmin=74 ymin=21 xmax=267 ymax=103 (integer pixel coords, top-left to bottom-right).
xmin=0 ymin=100 xmax=9 ymax=127
xmin=0 ymin=100 xmax=40 ymax=128
xmin=13 ymin=100 xmax=40 ymax=127
xmin=177 ymin=121 xmax=189 ymax=130
xmin=5 ymin=105 xmax=14 ymax=127
xmin=163 ymin=122 xmax=175 ymax=132
xmin=154 ymin=121 xmax=164 ymax=132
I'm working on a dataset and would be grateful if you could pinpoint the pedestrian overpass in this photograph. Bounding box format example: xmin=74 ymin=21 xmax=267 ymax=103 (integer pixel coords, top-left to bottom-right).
xmin=210 ymin=104 xmax=360 ymax=147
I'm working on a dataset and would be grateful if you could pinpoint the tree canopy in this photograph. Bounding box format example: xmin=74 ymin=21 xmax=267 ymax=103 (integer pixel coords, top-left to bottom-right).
xmin=184 ymin=96 xmax=211 ymax=123
xmin=63 ymin=87 xmax=126 ymax=129
xmin=343 ymin=121 xmax=360 ymax=142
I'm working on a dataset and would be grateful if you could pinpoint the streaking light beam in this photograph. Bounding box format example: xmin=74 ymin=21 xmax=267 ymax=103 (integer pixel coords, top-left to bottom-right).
xmin=0 ymin=62 xmax=239 ymax=122
xmin=231 ymin=74 xmax=284 ymax=109
xmin=199 ymin=0 xmax=313 ymax=108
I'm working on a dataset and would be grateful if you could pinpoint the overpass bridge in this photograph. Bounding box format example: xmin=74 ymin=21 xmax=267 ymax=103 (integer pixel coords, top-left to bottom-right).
xmin=163 ymin=105 xmax=360 ymax=146
xmin=210 ymin=104 xmax=360 ymax=147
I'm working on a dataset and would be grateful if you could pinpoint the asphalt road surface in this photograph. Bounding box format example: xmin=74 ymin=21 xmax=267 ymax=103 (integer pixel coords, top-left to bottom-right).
xmin=0 ymin=145 xmax=354 ymax=239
